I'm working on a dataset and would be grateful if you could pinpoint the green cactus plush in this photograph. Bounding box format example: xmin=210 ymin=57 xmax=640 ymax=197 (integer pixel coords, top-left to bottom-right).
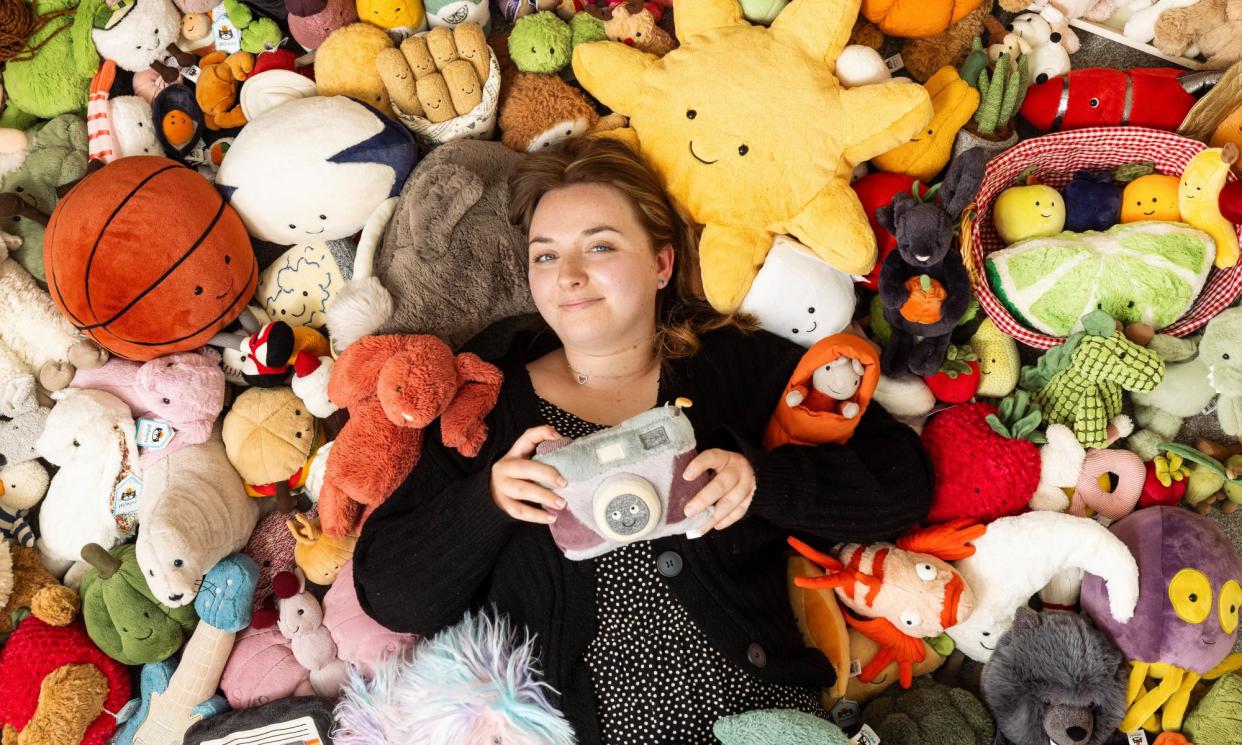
xmin=959 ymin=37 xmax=987 ymax=90
xmin=1021 ymin=310 xmax=1164 ymax=448
xmin=864 ymin=676 xmax=994 ymax=745
xmin=974 ymin=53 xmax=1029 ymax=136
xmin=80 ymin=542 xmax=198 ymax=666
xmin=509 ymin=11 xmax=572 ymax=73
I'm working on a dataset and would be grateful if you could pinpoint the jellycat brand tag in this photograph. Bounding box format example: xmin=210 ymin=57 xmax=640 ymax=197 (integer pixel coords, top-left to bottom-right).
xmin=849 ymin=658 xmax=863 ymax=677
xmin=1125 ymin=733 xmax=1148 ymax=745
xmin=136 ymin=418 xmax=175 ymax=450
xmin=851 ymin=724 xmax=881 ymax=745
xmin=883 ymin=53 xmax=904 ymax=73
xmin=211 ymin=5 xmax=241 ymax=53
xmin=181 ymin=64 xmax=200 ymax=83
xmin=113 ymin=473 xmax=142 ymax=517
xmin=830 ymin=699 xmax=862 ymax=729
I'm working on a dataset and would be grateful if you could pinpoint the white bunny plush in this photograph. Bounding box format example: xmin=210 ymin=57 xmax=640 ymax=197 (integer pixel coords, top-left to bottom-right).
xmin=34 ymin=388 xmax=139 ymax=584
xmin=274 ymin=568 xmax=349 ymax=698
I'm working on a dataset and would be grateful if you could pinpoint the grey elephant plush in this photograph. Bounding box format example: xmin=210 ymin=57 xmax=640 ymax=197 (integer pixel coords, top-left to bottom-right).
xmin=981 ymin=608 xmax=1127 ymax=745
xmin=327 ymin=139 xmax=535 ymax=351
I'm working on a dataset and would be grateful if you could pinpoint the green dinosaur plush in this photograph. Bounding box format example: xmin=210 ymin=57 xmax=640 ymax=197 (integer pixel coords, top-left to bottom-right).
xmin=3 ymin=0 xmax=101 ymax=120
xmin=1021 ymin=310 xmax=1164 ymax=448
xmin=864 ymin=676 xmax=994 ymax=745
xmin=0 ymin=115 xmax=88 ymax=284
xmin=80 ymin=542 xmax=199 ymax=666
xmin=713 ymin=709 xmax=849 ymax=745
xmin=509 ymin=11 xmax=572 ymax=73
xmin=222 ymin=0 xmax=283 ymax=54
xmin=1184 ymin=673 xmax=1242 ymax=745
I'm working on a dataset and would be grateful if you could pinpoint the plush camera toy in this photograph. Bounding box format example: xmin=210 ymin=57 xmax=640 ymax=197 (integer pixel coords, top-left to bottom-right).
xmin=534 ymin=403 xmax=712 ymax=560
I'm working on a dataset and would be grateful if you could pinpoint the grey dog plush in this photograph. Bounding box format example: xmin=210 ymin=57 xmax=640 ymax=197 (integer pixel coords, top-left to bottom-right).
xmin=981 ymin=608 xmax=1127 ymax=745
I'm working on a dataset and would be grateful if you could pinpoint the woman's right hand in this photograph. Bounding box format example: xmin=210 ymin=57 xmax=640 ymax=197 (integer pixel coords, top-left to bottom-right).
xmin=490 ymin=425 xmax=569 ymax=525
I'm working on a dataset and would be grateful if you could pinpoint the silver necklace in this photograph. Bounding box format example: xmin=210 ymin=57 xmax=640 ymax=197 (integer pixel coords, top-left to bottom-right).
xmin=567 ymin=357 xmax=659 ymax=385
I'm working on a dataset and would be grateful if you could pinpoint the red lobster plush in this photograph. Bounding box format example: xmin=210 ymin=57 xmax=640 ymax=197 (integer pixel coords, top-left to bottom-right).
xmin=317 ymin=335 xmax=503 ymax=537
xmin=788 ymin=519 xmax=984 ymax=688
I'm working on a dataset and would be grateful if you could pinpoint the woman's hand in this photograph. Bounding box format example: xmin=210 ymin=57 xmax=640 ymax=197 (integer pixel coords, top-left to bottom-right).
xmin=490 ymin=425 xmax=568 ymax=525
xmin=681 ymin=449 xmax=756 ymax=534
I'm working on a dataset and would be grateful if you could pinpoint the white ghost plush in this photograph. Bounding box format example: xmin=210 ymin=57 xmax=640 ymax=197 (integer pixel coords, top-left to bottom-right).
xmin=740 ymin=236 xmax=856 ymax=348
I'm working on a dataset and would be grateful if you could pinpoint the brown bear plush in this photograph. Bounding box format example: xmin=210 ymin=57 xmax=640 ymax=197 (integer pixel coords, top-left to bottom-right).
xmin=0 ymin=540 xmax=79 ymax=636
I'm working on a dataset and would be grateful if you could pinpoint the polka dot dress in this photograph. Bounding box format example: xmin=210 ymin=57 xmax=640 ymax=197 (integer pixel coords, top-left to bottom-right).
xmin=537 ymin=397 xmax=829 ymax=745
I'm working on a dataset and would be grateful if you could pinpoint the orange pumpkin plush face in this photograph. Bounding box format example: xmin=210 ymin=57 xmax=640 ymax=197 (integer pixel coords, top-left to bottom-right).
xmin=44 ymin=156 xmax=256 ymax=361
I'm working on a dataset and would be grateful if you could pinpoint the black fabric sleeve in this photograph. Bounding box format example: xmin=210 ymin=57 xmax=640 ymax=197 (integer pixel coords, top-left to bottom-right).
xmin=352 ymin=426 xmax=518 ymax=636
xmin=701 ymin=328 xmax=934 ymax=544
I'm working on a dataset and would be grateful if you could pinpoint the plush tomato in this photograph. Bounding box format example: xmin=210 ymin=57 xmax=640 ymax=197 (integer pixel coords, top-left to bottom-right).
xmin=1139 ymin=454 xmax=1189 ymax=508
xmin=923 ymin=345 xmax=980 ymax=403
xmin=851 ymin=173 xmax=927 ymax=291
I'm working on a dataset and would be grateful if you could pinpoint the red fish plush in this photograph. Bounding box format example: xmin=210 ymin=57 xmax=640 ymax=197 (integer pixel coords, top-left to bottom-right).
xmin=1019 ymin=68 xmax=1212 ymax=132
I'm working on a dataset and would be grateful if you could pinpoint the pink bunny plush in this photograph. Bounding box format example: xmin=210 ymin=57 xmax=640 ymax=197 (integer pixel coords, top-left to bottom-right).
xmin=69 ymin=348 xmax=225 ymax=466
xmin=274 ymin=569 xmax=349 ymax=699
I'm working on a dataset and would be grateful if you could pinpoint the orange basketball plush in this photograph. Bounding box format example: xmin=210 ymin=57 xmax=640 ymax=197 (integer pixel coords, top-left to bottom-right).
xmin=44 ymin=156 xmax=257 ymax=361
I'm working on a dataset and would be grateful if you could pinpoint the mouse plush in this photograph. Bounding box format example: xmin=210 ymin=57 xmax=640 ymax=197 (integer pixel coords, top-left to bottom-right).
xmin=765 ymin=333 xmax=880 ymax=448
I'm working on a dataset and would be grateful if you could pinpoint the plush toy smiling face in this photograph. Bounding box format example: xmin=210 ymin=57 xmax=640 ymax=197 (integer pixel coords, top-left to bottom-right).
xmin=572 ymin=0 xmax=932 ymax=309
xmin=1121 ymin=174 xmax=1180 ymax=223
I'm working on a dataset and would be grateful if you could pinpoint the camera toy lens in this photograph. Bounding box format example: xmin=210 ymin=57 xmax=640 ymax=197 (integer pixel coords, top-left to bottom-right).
xmin=605 ymin=493 xmax=652 ymax=536
xmin=594 ymin=473 xmax=663 ymax=543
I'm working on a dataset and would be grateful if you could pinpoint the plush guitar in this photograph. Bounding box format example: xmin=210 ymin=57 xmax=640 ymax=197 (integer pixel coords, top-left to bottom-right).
xmin=114 ymin=553 xmax=259 ymax=745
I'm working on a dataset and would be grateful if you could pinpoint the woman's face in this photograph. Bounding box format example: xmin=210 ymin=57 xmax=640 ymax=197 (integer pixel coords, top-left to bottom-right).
xmin=527 ymin=183 xmax=673 ymax=353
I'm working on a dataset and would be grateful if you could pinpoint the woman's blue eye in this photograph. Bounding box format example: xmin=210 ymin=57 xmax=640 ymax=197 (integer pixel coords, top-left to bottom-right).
xmin=589 ymin=244 xmax=613 ymax=253
xmin=533 ymin=253 xmax=556 ymax=263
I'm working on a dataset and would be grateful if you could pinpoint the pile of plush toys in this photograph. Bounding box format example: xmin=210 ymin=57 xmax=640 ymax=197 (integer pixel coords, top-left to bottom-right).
xmin=2 ymin=0 xmax=1242 ymax=742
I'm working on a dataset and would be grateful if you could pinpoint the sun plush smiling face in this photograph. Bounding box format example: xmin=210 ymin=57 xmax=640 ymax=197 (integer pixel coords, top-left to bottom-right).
xmin=572 ymin=0 xmax=932 ymax=310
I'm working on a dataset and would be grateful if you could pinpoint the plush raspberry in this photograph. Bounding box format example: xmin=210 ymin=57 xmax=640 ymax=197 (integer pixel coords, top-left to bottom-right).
xmin=922 ymin=400 xmax=1042 ymax=523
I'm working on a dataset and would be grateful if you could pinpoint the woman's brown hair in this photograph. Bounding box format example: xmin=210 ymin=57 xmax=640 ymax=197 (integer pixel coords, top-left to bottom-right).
xmin=508 ymin=137 xmax=754 ymax=359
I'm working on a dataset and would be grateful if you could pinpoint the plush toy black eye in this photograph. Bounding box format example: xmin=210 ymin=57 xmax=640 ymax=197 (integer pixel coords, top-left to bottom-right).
xmin=1089 ymin=98 xmax=1100 ymax=108
xmin=194 ymin=286 xmax=203 ymax=295
xmin=297 ymin=609 xmax=305 ymax=616
xmin=73 ymin=439 xmax=80 ymax=447
xmin=162 ymin=397 xmax=171 ymax=404
xmin=636 ymin=31 xmax=641 ymax=37
xmin=319 ymin=215 xmax=326 ymax=220
xmin=981 ymin=631 xmax=990 ymax=637
xmin=224 ymin=255 xmax=231 ymax=264
xmin=302 ymin=290 xmax=308 ymax=296
xmin=1225 ymin=353 xmax=1231 ymax=360
xmin=295 ymin=431 xmax=303 ymax=438
xmin=686 ymin=109 xmax=696 ymax=119
xmin=289 ymin=224 xmax=296 ymax=229
xmin=808 ymin=307 xmax=815 ymax=313
xmin=173 ymin=559 xmax=183 ymax=567
xmin=294 ymin=410 xmax=301 ymax=416
xmin=149 ymin=569 xmax=155 ymax=577
xmin=1035 ymin=201 xmax=1040 ymax=206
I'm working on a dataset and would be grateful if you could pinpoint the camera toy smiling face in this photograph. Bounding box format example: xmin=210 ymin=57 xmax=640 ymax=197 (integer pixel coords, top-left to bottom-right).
xmin=534 ymin=404 xmax=712 ymax=560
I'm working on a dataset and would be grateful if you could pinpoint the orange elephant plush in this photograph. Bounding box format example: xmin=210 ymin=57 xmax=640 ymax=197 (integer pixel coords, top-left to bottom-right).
xmin=196 ymin=51 xmax=254 ymax=130
xmin=317 ymin=335 xmax=503 ymax=537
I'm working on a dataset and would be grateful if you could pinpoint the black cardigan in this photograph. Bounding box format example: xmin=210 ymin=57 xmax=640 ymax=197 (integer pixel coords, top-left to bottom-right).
xmin=353 ymin=318 xmax=935 ymax=743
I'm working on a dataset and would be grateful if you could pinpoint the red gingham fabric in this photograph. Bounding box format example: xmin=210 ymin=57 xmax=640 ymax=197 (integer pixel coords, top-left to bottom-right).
xmin=968 ymin=127 xmax=1242 ymax=350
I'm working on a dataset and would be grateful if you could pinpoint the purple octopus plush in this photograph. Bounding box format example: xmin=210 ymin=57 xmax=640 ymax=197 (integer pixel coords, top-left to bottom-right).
xmin=1081 ymin=506 xmax=1242 ymax=735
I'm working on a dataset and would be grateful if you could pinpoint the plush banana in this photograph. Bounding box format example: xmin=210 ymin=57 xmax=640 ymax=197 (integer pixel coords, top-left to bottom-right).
xmin=1179 ymin=143 xmax=1240 ymax=269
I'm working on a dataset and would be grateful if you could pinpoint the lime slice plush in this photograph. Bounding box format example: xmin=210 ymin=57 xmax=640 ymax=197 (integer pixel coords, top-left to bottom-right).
xmin=985 ymin=221 xmax=1215 ymax=337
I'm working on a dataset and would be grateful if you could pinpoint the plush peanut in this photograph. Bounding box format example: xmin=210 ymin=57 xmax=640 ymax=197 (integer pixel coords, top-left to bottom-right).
xmin=442 ymin=59 xmax=482 ymax=115
xmin=376 ymin=48 xmax=423 ymax=116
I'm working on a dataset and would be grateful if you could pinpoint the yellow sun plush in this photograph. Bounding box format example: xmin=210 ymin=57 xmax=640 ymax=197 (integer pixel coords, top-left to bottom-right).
xmin=572 ymin=0 xmax=933 ymax=311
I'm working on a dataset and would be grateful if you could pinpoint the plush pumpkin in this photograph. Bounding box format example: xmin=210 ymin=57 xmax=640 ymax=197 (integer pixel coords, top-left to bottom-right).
xmin=79 ymin=542 xmax=198 ymax=665
xmin=872 ymin=66 xmax=979 ymax=182
xmin=861 ymin=0 xmax=982 ymax=38
xmin=900 ymin=274 xmax=948 ymax=324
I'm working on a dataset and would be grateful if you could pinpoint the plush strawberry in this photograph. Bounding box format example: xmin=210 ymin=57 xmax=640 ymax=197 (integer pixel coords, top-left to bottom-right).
xmin=923 ymin=344 xmax=980 ymax=404
xmin=1139 ymin=452 xmax=1190 ymax=509
xmin=922 ymin=391 xmax=1045 ymax=523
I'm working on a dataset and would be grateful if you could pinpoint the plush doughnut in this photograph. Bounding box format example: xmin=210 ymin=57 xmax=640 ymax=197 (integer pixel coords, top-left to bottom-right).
xmin=1070 ymin=448 xmax=1146 ymax=520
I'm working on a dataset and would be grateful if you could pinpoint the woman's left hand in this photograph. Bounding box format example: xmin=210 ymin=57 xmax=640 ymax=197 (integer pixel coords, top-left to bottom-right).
xmin=681 ymin=449 xmax=756 ymax=534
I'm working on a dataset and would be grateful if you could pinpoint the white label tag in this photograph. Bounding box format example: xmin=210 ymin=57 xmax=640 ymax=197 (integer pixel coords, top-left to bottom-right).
xmin=1126 ymin=732 xmax=1148 ymax=745
xmin=136 ymin=418 xmax=175 ymax=450
xmin=852 ymin=723 xmax=881 ymax=745
xmin=212 ymin=6 xmax=241 ymax=53
xmin=113 ymin=474 xmax=142 ymax=517
xmin=201 ymin=715 xmax=325 ymax=745
xmin=883 ymin=53 xmax=904 ymax=73
xmin=830 ymin=698 xmax=862 ymax=730
xmin=181 ymin=64 xmax=200 ymax=83
xmin=1093 ymin=513 xmax=1114 ymax=528
xmin=849 ymin=658 xmax=863 ymax=677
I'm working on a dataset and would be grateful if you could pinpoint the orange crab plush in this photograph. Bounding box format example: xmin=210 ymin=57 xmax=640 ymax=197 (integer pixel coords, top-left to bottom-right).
xmin=789 ymin=519 xmax=984 ymax=688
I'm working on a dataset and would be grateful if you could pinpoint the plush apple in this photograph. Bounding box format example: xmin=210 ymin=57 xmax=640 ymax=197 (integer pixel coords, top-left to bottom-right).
xmin=1219 ymin=180 xmax=1242 ymax=226
xmin=993 ymin=183 xmax=1066 ymax=245
xmin=1139 ymin=452 xmax=1189 ymax=508
xmin=923 ymin=344 xmax=980 ymax=404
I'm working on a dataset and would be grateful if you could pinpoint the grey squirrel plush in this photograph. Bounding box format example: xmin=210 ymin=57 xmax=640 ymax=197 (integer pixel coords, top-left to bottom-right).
xmin=981 ymin=608 xmax=1127 ymax=745
xmin=876 ymin=147 xmax=987 ymax=376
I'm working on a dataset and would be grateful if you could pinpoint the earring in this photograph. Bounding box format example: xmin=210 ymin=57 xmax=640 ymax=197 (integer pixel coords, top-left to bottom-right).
xmin=657 ymin=278 xmax=666 ymax=287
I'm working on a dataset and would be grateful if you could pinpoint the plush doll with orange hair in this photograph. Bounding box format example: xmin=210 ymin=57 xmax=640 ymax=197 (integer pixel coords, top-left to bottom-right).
xmin=317 ymin=334 xmax=503 ymax=537
xmin=788 ymin=519 xmax=984 ymax=689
